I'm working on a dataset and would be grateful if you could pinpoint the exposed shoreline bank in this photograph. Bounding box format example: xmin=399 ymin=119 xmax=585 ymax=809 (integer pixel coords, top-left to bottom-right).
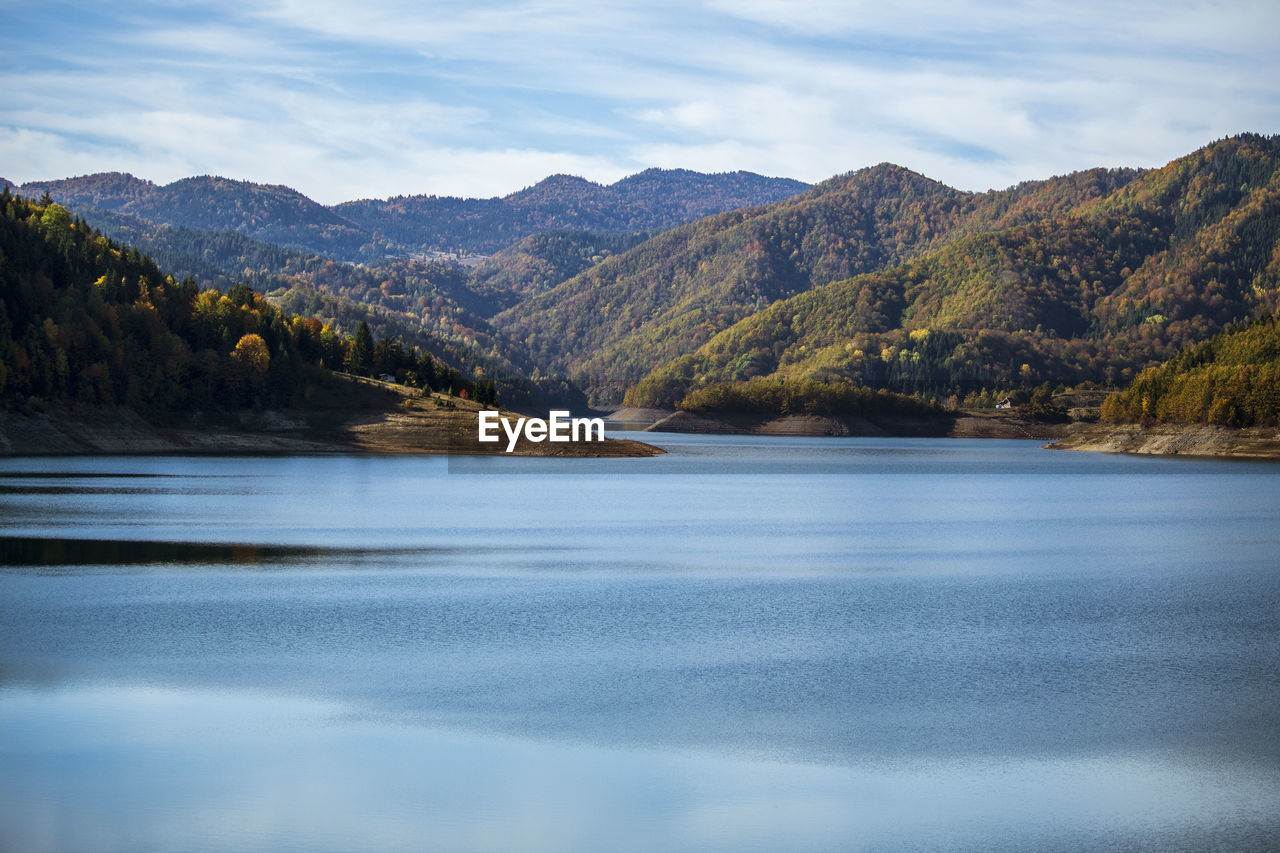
xmin=608 ymin=406 xmax=1069 ymax=442
xmin=1046 ymin=422 xmax=1280 ymax=459
xmin=606 ymin=406 xmax=1280 ymax=459
xmin=0 ymin=380 xmax=663 ymax=459
xmin=7 ymin=394 xmax=1275 ymax=461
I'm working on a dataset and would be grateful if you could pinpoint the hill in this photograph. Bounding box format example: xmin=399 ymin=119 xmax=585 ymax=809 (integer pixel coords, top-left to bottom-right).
xmin=495 ymin=161 xmax=1142 ymax=403
xmin=18 ymin=168 xmax=810 ymax=401
xmin=20 ymin=174 xmax=370 ymax=259
xmin=49 ymin=206 xmax=544 ymax=401
xmin=607 ymin=135 xmax=1280 ymax=409
xmin=0 ymin=189 xmax=352 ymax=413
xmin=468 ymin=229 xmax=656 ymax=311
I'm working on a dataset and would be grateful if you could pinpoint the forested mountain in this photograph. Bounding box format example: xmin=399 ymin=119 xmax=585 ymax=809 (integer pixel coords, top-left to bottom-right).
xmin=334 ymin=169 xmax=809 ymax=255
xmin=14 ymin=167 xmax=809 ymax=404
xmin=621 ymin=135 xmax=1280 ymax=409
xmin=70 ymin=207 xmax=333 ymax=291
xmin=495 ymin=161 xmax=1141 ymax=402
xmin=21 ymin=174 xmax=371 ymax=259
xmin=0 ymin=188 xmax=531 ymax=419
xmin=0 ymin=190 xmax=358 ymax=412
xmin=57 ymin=206 xmax=532 ymax=385
xmin=1101 ymin=313 xmax=1279 ymax=427
xmin=19 ymin=169 xmax=809 ymax=261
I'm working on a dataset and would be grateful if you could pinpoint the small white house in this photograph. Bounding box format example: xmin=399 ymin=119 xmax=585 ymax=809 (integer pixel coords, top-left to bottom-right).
xmin=995 ymin=397 xmax=1013 ymax=410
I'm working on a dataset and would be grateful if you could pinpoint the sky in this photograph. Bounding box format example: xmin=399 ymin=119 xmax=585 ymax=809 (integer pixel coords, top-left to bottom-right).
xmin=2 ymin=0 xmax=1278 ymax=205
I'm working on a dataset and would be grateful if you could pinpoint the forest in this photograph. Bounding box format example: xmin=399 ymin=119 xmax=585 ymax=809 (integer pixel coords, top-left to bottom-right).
xmin=0 ymin=190 xmax=497 ymax=418
xmin=1101 ymin=314 xmax=1279 ymax=427
xmin=677 ymin=378 xmax=941 ymax=419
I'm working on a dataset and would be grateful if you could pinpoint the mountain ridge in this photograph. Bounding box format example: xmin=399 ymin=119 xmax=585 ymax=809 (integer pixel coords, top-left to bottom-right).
xmin=19 ymin=168 xmax=811 ymax=260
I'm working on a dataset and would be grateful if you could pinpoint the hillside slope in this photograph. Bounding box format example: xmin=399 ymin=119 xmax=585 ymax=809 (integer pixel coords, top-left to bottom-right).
xmin=621 ymin=135 xmax=1280 ymax=408
xmin=495 ymin=162 xmax=1141 ymax=402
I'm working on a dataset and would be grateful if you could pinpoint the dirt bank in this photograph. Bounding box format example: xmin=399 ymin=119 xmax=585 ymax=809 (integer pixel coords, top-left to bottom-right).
xmin=1047 ymin=423 xmax=1280 ymax=459
xmin=633 ymin=407 xmax=1071 ymax=440
xmin=1 ymin=378 xmax=662 ymax=458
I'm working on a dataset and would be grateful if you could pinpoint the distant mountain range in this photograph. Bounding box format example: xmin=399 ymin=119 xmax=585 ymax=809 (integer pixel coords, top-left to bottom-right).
xmin=10 ymin=169 xmax=810 ymax=261
xmin=7 ymin=135 xmax=1278 ymax=415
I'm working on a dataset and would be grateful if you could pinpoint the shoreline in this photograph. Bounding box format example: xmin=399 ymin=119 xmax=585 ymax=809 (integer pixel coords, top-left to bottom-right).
xmin=7 ymin=396 xmax=1276 ymax=461
xmin=609 ymin=407 xmax=1070 ymax=442
xmin=0 ymin=384 xmax=663 ymax=459
xmin=608 ymin=406 xmax=1280 ymax=459
xmin=1046 ymin=422 xmax=1280 ymax=459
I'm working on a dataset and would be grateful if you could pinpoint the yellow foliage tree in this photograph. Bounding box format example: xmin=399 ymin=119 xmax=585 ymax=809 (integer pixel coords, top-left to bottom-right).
xmin=232 ymin=333 xmax=271 ymax=380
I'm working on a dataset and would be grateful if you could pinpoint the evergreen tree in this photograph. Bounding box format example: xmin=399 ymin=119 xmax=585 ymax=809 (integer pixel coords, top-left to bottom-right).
xmin=347 ymin=320 xmax=373 ymax=376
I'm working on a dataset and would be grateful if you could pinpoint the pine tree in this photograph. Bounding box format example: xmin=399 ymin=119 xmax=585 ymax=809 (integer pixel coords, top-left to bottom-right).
xmin=346 ymin=321 xmax=374 ymax=376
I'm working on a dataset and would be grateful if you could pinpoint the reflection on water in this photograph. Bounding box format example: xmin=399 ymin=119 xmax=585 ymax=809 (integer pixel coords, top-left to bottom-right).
xmin=1 ymin=438 xmax=1279 ymax=851
xmin=0 ymin=535 xmax=339 ymax=566
xmin=3 ymin=685 xmax=1276 ymax=853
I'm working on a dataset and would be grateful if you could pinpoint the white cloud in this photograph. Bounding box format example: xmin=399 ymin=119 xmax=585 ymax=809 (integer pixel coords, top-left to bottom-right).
xmin=1 ymin=0 xmax=1277 ymax=203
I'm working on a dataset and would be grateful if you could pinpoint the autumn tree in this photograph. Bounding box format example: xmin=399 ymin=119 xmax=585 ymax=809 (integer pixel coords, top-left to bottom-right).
xmin=232 ymin=333 xmax=271 ymax=381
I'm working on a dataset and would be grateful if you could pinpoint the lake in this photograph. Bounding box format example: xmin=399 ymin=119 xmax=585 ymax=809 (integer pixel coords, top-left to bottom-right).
xmin=2 ymin=435 xmax=1278 ymax=851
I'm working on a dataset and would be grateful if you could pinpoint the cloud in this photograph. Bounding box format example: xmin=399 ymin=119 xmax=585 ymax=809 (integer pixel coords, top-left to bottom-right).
xmin=1 ymin=1 xmax=1277 ymax=203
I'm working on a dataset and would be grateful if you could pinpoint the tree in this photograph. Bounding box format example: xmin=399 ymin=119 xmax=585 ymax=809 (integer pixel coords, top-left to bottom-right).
xmin=232 ymin=333 xmax=271 ymax=380
xmin=347 ymin=321 xmax=373 ymax=376
xmin=40 ymin=203 xmax=72 ymax=239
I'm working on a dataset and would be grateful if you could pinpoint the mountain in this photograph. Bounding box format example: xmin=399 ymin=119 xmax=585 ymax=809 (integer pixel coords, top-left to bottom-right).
xmin=334 ymin=168 xmax=808 ymax=254
xmin=21 ymin=168 xmax=810 ymax=261
xmin=620 ymin=135 xmax=1280 ymax=409
xmin=17 ymin=172 xmax=157 ymax=211
xmin=21 ymin=174 xmax=370 ymax=259
xmin=66 ymin=207 xmax=332 ymax=290
xmin=15 ymin=167 xmax=810 ymax=403
xmin=48 ymin=206 xmax=527 ymax=383
xmin=15 ymin=135 xmax=1279 ymax=417
xmin=0 ymin=190 xmax=337 ymax=412
xmin=494 ymin=161 xmax=1141 ymax=402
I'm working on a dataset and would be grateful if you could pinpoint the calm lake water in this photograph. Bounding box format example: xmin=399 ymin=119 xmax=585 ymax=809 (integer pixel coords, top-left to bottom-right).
xmin=2 ymin=435 xmax=1278 ymax=852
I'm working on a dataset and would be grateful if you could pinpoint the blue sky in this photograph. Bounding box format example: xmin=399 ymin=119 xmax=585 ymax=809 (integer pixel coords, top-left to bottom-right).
xmin=2 ymin=0 xmax=1278 ymax=204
